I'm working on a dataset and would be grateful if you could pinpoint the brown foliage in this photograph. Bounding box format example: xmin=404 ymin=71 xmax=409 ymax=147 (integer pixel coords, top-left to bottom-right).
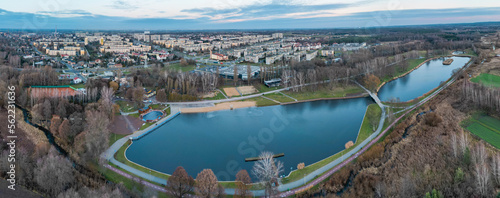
xmin=58 ymin=119 xmax=70 ymax=141
xmin=363 ymin=74 xmax=381 ymax=91
xmin=195 ymin=169 xmax=221 ymax=198
xmin=156 ymin=89 xmax=167 ymax=102
xmin=235 ymin=169 xmax=252 ymax=198
xmin=50 ymin=116 xmax=62 ymax=136
xmin=166 ymin=166 xmax=194 ymax=198
xmin=109 ymin=81 xmax=119 ymax=92
xmin=424 ymin=112 xmax=443 ymax=127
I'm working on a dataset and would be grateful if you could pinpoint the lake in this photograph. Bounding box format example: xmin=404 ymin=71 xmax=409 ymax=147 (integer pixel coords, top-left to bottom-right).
xmin=377 ymin=56 xmax=470 ymax=102
xmin=126 ymin=98 xmax=372 ymax=180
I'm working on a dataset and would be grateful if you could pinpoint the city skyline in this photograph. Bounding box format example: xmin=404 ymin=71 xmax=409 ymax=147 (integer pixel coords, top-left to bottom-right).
xmin=0 ymin=0 xmax=500 ymax=30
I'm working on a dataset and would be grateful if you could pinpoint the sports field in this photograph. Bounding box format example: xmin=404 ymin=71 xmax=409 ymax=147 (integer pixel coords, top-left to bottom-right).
xmin=463 ymin=114 xmax=500 ymax=148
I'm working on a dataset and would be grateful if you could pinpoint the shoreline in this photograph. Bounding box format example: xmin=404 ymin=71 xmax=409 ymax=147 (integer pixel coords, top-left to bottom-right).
xmin=180 ymin=101 xmax=257 ymax=113
xmin=280 ymin=93 xmax=369 ymax=106
xmin=375 ymin=57 xmax=440 ymax=93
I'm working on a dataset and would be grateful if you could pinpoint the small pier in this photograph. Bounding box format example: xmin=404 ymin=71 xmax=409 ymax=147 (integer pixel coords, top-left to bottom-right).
xmin=443 ymin=59 xmax=453 ymax=65
xmin=245 ymin=153 xmax=285 ymax=162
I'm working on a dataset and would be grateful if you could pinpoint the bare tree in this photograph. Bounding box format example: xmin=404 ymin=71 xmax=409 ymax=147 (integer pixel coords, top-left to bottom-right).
xmin=156 ymin=89 xmax=167 ymax=102
xmin=491 ymin=154 xmax=500 ymax=185
xmin=82 ymin=110 xmax=110 ymax=161
xmin=473 ymin=143 xmax=491 ymax=196
xmin=252 ymin=151 xmax=284 ymax=197
xmin=195 ymin=169 xmax=221 ymax=198
xmin=35 ymin=148 xmax=74 ymax=196
xmin=459 ymin=130 xmax=469 ymax=156
xmin=475 ymin=161 xmax=491 ymax=196
xmin=235 ymin=169 xmax=252 ymax=198
xmin=58 ymin=119 xmax=70 ymax=140
xmin=247 ymin=64 xmax=252 ymax=85
xmin=167 ymin=166 xmax=195 ymax=198
xmin=233 ymin=65 xmax=238 ymax=86
xmin=450 ymin=132 xmax=458 ymax=158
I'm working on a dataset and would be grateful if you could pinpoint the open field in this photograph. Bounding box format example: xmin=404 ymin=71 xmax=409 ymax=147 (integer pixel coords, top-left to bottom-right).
xmin=471 ymin=73 xmax=500 ymax=88
xmin=463 ymin=114 xmax=500 ymax=148
xmin=166 ymin=62 xmax=196 ymax=72
xmin=223 ymin=87 xmax=241 ymax=97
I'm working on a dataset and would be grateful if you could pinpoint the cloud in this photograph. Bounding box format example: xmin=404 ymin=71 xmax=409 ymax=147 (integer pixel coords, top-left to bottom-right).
xmin=109 ymin=0 xmax=138 ymax=10
xmin=0 ymin=7 xmax=499 ymax=30
xmin=181 ymin=0 xmax=363 ymax=21
xmin=36 ymin=10 xmax=94 ymax=18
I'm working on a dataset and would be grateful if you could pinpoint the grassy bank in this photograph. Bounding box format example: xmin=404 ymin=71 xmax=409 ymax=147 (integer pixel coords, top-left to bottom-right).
xmin=282 ymin=86 xmax=364 ymax=101
xmin=281 ymin=103 xmax=381 ymax=184
xmin=109 ymin=133 xmax=126 ymax=146
xmin=264 ymin=92 xmax=296 ymax=103
xmin=241 ymin=96 xmax=279 ymax=106
xmin=380 ymin=58 xmax=428 ymax=83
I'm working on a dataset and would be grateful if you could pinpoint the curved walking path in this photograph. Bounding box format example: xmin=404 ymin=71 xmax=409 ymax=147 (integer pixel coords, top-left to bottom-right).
xmin=101 ymin=107 xmax=181 ymax=185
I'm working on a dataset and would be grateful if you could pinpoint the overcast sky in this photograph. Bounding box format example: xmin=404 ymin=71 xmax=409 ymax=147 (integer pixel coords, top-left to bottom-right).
xmin=1 ymin=0 xmax=500 ymax=30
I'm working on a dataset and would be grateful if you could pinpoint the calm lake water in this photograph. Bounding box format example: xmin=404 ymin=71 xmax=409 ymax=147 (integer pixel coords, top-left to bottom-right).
xmin=377 ymin=56 xmax=470 ymax=102
xmin=126 ymin=98 xmax=372 ymax=180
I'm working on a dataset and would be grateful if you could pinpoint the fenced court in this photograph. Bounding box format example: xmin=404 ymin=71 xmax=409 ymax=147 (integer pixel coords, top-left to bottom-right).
xmin=223 ymin=87 xmax=240 ymax=97
xmin=237 ymin=86 xmax=258 ymax=95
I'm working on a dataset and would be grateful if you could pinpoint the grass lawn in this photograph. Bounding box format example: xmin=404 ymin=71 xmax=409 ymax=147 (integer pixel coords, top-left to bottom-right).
xmin=149 ymin=104 xmax=168 ymax=110
xmin=204 ymin=91 xmax=227 ymax=100
xmin=70 ymin=84 xmax=86 ymax=89
xmin=99 ymin=163 xmax=146 ymax=191
xmin=109 ymin=133 xmax=126 ymax=146
xmin=283 ymin=86 xmax=364 ymax=101
xmin=462 ymin=114 xmax=500 ymax=148
xmin=471 ymin=73 xmax=500 ymax=88
xmin=281 ymin=104 xmax=381 ymax=184
xmin=116 ymin=100 xmax=137 ymax=113
xmin=129 ymin=112 xmax=140 ymax=118
xmin=167 ymin=62 xmax=196 ymax=72
xmin=255 ymin=83 xmax=281 ymax=93
xmin=139 ymin=122 xmax=154 ymax=130
xmin=242 ymin=96 xmax=279 ymax=107
xmin=100 ymin=163 xmax=173 ymax=198
xmin=264 ymin=92 xmax=296 ymax=103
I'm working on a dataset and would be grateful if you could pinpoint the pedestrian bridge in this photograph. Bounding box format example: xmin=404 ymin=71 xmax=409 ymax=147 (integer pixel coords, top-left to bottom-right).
xmin=353 ymin=81 xmax=385 ymax=108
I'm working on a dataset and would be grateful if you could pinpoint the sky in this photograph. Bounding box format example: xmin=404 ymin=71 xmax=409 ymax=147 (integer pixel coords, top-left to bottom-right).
xmin=0 ymin=0 xmax=500 ymax=30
